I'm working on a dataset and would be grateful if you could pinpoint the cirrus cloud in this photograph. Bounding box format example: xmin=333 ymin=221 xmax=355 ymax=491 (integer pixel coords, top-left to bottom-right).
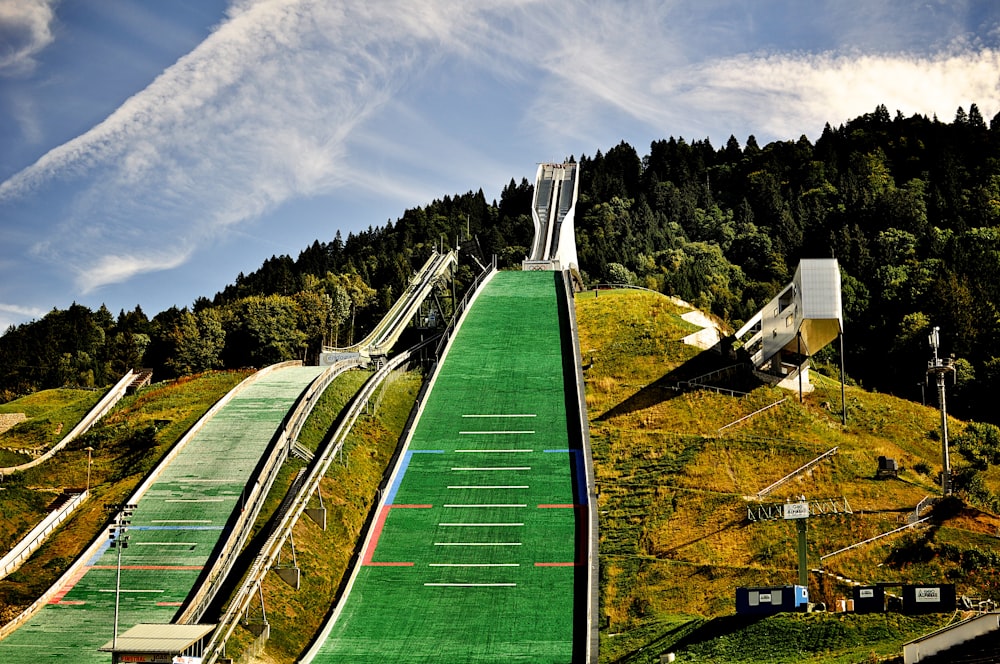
xmin=0 ymin=0 xmax=999 ymax=307
xmin=0 ymin=0 xmax=58 ymax=75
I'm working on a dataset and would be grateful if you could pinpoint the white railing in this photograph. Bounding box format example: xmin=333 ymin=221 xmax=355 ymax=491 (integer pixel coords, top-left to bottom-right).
xmin=820 ymin=517 xmax=930 ymax=561
xmin=0 ymin=491 xmax=89 ymax=580
xmin=751 ymin=445 xmax=837 ymax=498
xmin=718 ymin=398 xmax=787 ymax=433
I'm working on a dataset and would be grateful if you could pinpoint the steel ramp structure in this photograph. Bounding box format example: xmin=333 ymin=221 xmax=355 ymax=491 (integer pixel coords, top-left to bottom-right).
xmin=0 ymin=365 xmax=325 ymax=664
xmin=733 ymin=258 xmax=843 ymax=387
xmin=320 ymin=249 xmax=457 ymax=363
xmin=303 ymin=271 xmax=593 ymax=663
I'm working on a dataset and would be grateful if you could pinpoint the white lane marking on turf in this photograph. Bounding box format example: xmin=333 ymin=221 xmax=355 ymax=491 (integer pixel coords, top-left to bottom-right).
xmin=454 ymin=449 xmax=533 ymax=453
xmin=438 ymin=523 xmax=524 ymax=527
xmin=447 ymin=486 xmax=529 ymax=489
xmin=429 ymin=563 xmax=520 ymax=567
xmin=451 ymin=467 xmax=531 ymax=471
xmin=434 ymin=542 xmax=522 ymax=546
xmin=462 ymin=414 xmax=536 ymax=418
xmin=459 ymin=430 xmax=534 ymax=435
xmin=165 ymin=498 xmax=227 ymax=502
xmin=425 ymin=583 xmax=517 ymax=587
xmin=443 ymin=504 xmax=527 ymax=508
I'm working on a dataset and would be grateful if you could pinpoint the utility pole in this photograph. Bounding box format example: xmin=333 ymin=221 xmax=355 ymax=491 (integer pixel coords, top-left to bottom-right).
xmin=926 ymin=327 xmax=955 ymax=496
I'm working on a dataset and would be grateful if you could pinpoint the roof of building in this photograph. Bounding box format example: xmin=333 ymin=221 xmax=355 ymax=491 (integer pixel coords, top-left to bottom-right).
xmin=98 ymin=623 xmax=216 ymax=653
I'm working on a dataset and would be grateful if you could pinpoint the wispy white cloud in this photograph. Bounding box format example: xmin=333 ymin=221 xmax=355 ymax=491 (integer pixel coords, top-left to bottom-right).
xmin=0 ymin=0 xmax=58 ymax=75
xmin=0 ymin=0 xmax=480 ymax=291
xmin=0 ymin=302 xmax=46 ymax=332
xmin=658 ymin=48 xmax=1000 ymax=141
xmin=2 ymin=0 xmax=1000 ymax=304
xmin=76 ymin=251 xmax=192 ymax=295
xmin=516 ymin=3 xmax=1000 ymax=145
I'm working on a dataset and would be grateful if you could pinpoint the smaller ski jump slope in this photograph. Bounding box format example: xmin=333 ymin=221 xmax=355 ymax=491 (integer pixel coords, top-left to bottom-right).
xmin=305 ymin=271 xmax=588 ymax=664
xmin=0 ymin=365 xmax=324 ymax=664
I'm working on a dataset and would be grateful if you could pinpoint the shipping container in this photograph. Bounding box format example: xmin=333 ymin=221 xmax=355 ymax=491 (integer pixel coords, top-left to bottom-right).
xmin=735 ymin=585 xmax=809 ymax=615
xmin=901 ymin=584 xmax=956 ymax=614
xmin=852 ymin=585 xmax=885 ymax=614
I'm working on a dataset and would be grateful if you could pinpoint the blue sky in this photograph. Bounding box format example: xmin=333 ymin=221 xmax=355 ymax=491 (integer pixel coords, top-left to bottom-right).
xmin=2 ymin=0 xmax=1000 ymax=331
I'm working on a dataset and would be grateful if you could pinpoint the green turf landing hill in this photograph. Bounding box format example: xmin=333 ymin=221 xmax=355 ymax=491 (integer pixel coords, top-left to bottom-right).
xmin=309 ymin=271 xmax=585 ymax=663
xmin=0 ymin=366 xmax=323 ymax=664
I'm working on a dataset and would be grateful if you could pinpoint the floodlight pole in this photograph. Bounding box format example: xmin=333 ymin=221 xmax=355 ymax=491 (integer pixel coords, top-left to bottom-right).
xmin=926 ymin=327 xmax=955 ymax=496
xmin=113 ymin=527 xmax=123 ymax=651
xmin=108 ymin=503 xmax=136 ymax=654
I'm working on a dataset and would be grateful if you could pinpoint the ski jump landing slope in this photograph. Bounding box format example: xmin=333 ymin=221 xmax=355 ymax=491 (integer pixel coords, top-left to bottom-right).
xmin=305 ymin=271 xmax=590 ymax=664
xmin=0 ymin=365 xmax=324 ymax=664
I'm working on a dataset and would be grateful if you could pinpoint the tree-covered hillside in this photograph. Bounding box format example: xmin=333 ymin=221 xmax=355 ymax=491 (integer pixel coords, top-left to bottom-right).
xmin=3 ymin=104 xmax=1000 ymax=424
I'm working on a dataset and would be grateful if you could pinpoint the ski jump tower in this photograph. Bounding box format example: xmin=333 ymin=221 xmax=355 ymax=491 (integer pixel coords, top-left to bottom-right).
xmin=523 ymin=161 xmax=580 ymax=273
xmin=733 ymin=258 xmax=844 ymax=394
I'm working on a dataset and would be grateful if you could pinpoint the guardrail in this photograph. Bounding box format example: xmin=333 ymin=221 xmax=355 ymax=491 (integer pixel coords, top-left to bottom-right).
xmin=909 ymin=495 xmax=937 ymax=524
xmin=178 ymin=359 xmax=363 ymax=624
xmin=561 ymin=270 xmax=600 ymax=664
xmin=0 ymin=491 xmax=89 ymax=580
xmin=719 ymin=398 xmax=788 ymax=434
xmin=200 ymin=349 xmax=421 ymax=663
xmin=820 ymin=517 xmax=930 ymax=561
xmin=751 ymin=445 xmax=837 ymax=499
xmin=1 ymin=370 xmax=137 ymax=475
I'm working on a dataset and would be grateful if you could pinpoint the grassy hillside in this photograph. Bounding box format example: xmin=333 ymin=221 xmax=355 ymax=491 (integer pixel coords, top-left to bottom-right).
xmin=5 ymin=288 xmax=999 ymax=662
xmin=0 ymin=388 xmax=104 ymax=465
xmin=576 ymin=288 xmax=1000 ymax=663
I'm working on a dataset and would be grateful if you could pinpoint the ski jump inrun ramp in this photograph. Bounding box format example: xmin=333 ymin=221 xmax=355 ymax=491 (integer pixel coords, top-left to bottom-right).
xmin=303 ymin=270 xmax=597 ymax=664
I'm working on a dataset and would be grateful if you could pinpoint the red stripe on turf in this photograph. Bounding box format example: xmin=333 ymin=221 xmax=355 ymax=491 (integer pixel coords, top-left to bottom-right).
xmin=49 ymin=566 xmax=90 ymax=603
xmin=537 ymin=504 xmax=575 ymax=508
xmin=363 ymin=508 xmax=390 ymax=565
xmin=53 ymin=600 xmax=86 ymax=605
xmin=363 ymin=505 xmax=430 ymax=565
xmin=534 ymin=562 xmax=578 ymax=567
xmin=156 ymin=602 xmax=184 ymax=606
